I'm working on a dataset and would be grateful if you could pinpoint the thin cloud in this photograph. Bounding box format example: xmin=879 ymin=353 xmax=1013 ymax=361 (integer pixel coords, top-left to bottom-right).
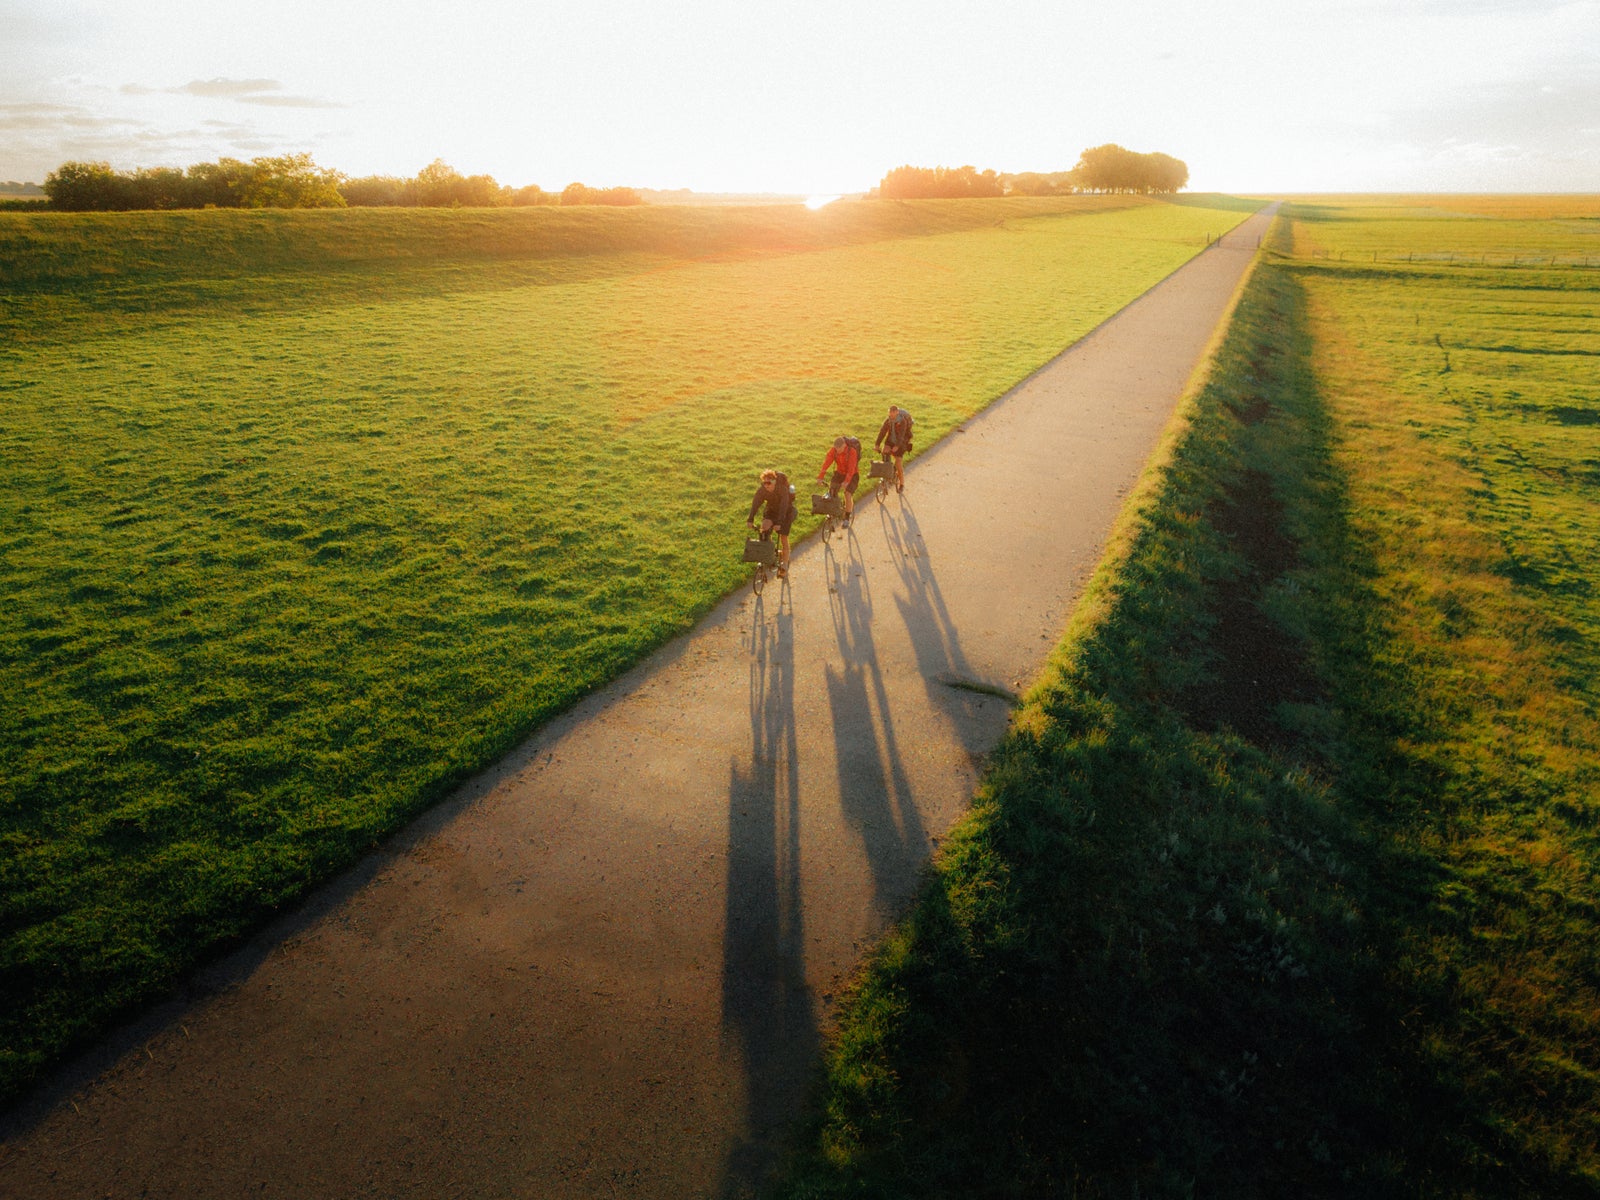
xmin=177 ymin=78 xmax=284 ymax=98
xmin=0 ymin=103 xmax=136 ymax=134
xmin=0 ymin=96 xmax=310 ymax=178
xmin=118 ymin=77 xmax=343 ymax=110
xmin=235 ymin=93 xmax=344 ymax=110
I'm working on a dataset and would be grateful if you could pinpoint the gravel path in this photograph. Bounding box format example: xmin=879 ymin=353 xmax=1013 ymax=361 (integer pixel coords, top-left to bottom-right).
xmin=0 ymin=204 xmax=1278 ymax=1200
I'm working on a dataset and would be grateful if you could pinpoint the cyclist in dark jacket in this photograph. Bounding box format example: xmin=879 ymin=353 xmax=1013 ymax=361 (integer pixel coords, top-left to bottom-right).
xmin=874 ymin=405 xmax=913 ymax=493
xmin=747 ymin=469 xmax=796 ymax=577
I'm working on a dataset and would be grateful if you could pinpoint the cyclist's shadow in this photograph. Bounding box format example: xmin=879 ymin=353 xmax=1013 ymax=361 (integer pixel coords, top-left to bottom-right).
xmin=718 ymin=580 xmax=815 ymax=1196
xmin=875 ymin=492 xmax=998 ymax=759
xmin=821 ymin=525 xmax=928 ymax=919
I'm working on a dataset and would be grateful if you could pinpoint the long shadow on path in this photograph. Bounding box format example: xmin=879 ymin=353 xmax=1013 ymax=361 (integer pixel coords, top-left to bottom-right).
xmin=719 ymin=585 xmax=819 ymax=1198
xmin=879 ymin=494 xmax=1008 ymax=761
xmin=823 ymin=527 xmax=929 ymax=919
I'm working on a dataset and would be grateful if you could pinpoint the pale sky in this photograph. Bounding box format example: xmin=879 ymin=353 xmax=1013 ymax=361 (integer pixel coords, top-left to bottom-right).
xmin=3 ymin=0 xmax=1597 ymax=194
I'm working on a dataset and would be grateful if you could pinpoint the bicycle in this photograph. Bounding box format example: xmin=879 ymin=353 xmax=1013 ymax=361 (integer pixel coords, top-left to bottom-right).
xmin=742 ymin=533 xmax=778 ymax=594
xmin=868 ymin=454 xmax=898 ymax=504
xmin=811 ymin=488 xmax=846 ymax=543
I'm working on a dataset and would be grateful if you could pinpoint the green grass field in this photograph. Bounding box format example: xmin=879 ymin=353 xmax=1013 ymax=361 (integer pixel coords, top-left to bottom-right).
xmin=0 ymin=194 xmax=1255 ymax=1103
xmin=776 ymin=197 xmax=1600 ymax=1197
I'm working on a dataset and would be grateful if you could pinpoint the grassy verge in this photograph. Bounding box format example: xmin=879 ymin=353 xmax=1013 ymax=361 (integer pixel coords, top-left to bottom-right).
xmin=0 ymin=196 xmax=1254 ymax=1104
xmin=775 ymin=201 xmax=1600 ymax=1196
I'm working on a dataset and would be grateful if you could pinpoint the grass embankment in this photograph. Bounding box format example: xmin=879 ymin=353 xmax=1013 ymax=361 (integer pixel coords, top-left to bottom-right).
xmin=778 ymin=198 xmax=1600 ymax=1196
xmin=0 ymin=194 xmax=1256 ymax=344
xmin=0 ymin=195 xmax=1254 ymax=1103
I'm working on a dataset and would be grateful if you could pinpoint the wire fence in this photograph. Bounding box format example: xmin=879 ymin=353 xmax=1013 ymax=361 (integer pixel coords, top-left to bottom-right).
xmin=1193 ymin=231 xmax=1600 ymax=268
xmin=1282 ymin=248 xmax=1600 ymax=269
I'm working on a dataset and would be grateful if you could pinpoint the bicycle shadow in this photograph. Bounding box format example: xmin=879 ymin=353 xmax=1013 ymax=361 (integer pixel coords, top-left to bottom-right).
xmin=822 ymin=526 xmax=930 ymax=919
xmin=718 ymin=584 xmax=817 ymax=1197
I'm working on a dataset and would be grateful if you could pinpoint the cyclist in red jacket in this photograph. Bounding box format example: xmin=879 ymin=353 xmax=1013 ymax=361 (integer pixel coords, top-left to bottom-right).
xmin=816 ymin=435 xmax=862 ymax=528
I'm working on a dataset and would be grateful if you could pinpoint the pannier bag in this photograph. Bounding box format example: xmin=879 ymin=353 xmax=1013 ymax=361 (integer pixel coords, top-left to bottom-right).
xmin=811 ymin=493 xmax=844 ymax=518
xmin=868 ymin=459 xmax=896 ymax=480
xmin=743 ymin=538 xmax=778 ymax=566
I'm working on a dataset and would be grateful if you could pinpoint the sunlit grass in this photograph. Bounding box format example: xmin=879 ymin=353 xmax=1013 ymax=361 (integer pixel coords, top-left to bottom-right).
xmin=1280 ymin=193 xmax=1600 ymax=266
xmin=0 ymin=196 xmax=1253 ymax=1101
xmin=1289 ymin=197 xmax=1600 ymax=1183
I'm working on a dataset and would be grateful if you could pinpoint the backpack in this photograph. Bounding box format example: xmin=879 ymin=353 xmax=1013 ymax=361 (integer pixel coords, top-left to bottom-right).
xmin=843 ymin=435 xmax=862 ymax=461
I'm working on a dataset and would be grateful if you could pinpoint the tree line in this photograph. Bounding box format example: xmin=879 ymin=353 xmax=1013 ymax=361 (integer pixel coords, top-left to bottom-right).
xmin=877 ymin=164 xmax=1005 ymax=200
xmin=877 ymin=144 xmax=1189 ymax=199
xmin=34 ymin=142 xmax=1189 ymax=212
xmin=39 ymin=154 xmax=643 ymax=212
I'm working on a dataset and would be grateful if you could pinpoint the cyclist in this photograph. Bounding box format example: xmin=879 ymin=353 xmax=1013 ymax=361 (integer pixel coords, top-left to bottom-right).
xmin=874 ymin=404 xmax=913 ymax=493
xmin=816 ymin=435 xmax=862 ymax=528
xmin=746 ymin=468 xmax=796 ymax=577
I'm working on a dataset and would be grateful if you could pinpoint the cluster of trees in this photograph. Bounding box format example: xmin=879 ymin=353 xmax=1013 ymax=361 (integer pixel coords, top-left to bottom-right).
xmin=44 ymin=153 xmax=345 ymax=211
xmin=340 ymin=159 xmax=527 ymax=207
xmin=556 ymin=182 xmax=643 ymax=207
xmin=878 ymin=164 xmax=1004 ymax=200
xmin=876 ymin=145 xmax=1189 ymax=200
xmin=1069 ymin=144 xmax=1189 ymax=194
xmin=1000 ymin=170 xmax=1077 ymax=196
xmin=40 ymin=154 xmax=643 ymax=212
xmin=339 ymin=161 xmax=637 ymax=208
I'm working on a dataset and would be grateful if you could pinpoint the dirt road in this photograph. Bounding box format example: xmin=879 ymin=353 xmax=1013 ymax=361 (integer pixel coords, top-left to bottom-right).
xmin=0 ymin=204 xmax=1278 ymax=1200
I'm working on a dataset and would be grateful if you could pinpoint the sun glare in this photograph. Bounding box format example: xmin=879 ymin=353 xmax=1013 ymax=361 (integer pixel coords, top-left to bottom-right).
xmin=804 ymin=195 xmax=841 ymax=210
